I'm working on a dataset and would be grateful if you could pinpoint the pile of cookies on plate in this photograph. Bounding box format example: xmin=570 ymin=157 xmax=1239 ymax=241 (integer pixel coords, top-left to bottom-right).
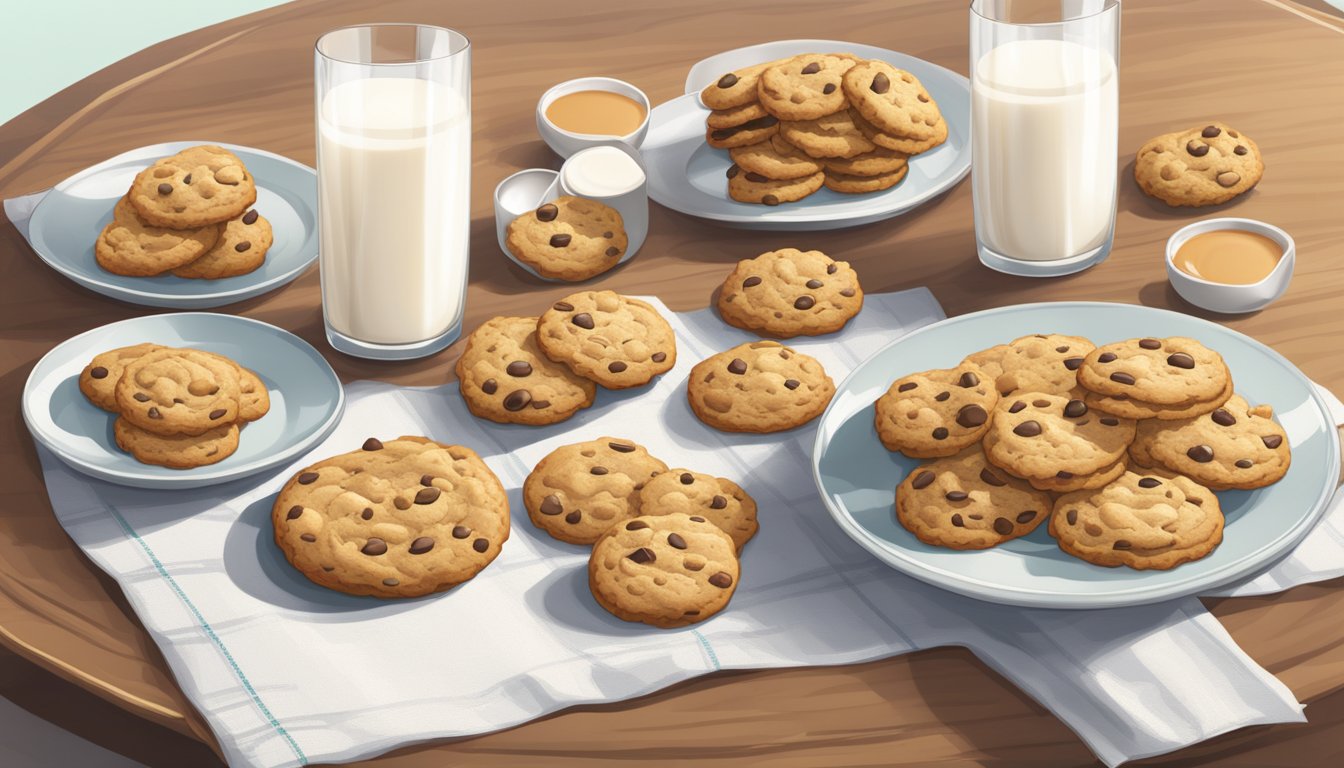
xmin=79 ymin=343 xmax=270 ymax=468
xmin=504 ymin=195 xmax=629 ymax=282
xmin=95 ymin=144 xmax=272 ymax=279
xmin=700 ymin=54 xmax=946 ymax=205
xmin=878 ymin=335 xmax=1291 ymax=570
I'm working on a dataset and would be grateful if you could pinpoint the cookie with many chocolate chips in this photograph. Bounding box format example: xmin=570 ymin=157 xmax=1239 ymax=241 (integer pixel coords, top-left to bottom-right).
xmin=717 ymin=248 xmax=863 ymax=337
xmin=700 ymin=58 xmax=795 ymax=110
xmin=638 ymin=469 xmax=759 ymax=551
xmin=506 ymin=196 xmax=628 ymax=282
xmin=982 ymin=392 xmax=1136 ymax=481
xmin=1050 ymin=472 xmax=1224 ymax=570
xmin=687 ymin=340 xmax=835 ymax=433
xmin=728 ymin=135 xmax=824 ymax=180
xmin=536 ymin=291 xmax=677 ymax=389
xmin=706 ymin=115 xmax=780 ymax=149
xmin=128 ymin=145 xmax=257 ymax=229
xmin=1077 ymin=337 xmax=1230 ymax=405
xmin=172 ymin=208 xmax=271 ymax=279
xmin=758 ymin=54 xmax=857 ymax=121
xmin=963 ymin=333 xmax=1096 ymax=397
xmin=726 ymin=165 xmax=824 ymax=205
xmin=273 ymin=436 xmax=510 ymax=598
xmin=455 ymin=316 xmax=596 ymax=425
xmin=114 ymin=417 xmax=239 ymax=469
xmin=79 ymin=343 xmax=166 ymax=411
xmin=875 ymin=363 xmax=998 ymax=458
xmin=94 ymin=196 xmax=221 ymax=277
xmin=1129 ymin=394 xmax=1290 ymax=490
xmin=589 ymin=512 xmax=740 ymax=628
xmin=896 ymin=445 xmax=1053 ymax=550
xmin=114 ymin=347 xmax=242 ymax=436
xmin=1134 ymin=122 xmax=1263 ymax=207
xmin=842 ymin=61 xmax=944 ymax=141
xmin=524 ymin=438 xmax=669 ymax=545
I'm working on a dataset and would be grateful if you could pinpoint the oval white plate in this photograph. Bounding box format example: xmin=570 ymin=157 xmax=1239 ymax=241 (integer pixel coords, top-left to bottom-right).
xmin=812 ymin=302 xmax=1339 ymax=608
xmin=27 ymin=141 xmax=317 ymax=308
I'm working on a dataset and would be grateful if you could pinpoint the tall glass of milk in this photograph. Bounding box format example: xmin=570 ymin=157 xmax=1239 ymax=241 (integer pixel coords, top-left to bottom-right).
xmin=970 ymin=1 xmax=1119 ymax=276
xmin=315 ymin=25 xmax=470 ymax=359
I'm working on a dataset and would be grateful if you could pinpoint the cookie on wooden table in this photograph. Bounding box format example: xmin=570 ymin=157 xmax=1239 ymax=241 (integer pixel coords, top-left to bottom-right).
xmin=536 ymin=291 xmax=677 ymax=389
xmin=506 ymin=196 xmax=628 ymax=282
xmin=456 ymin=316 xmax=596 ymax=425
xmin=1134 ymin=122 xmax=1263 ymax=207
xmin=896 ymin=445 xmax=1053 ymax=550
xmin=687 ymin=340 xmax=834 ymax=433
xmin=79 ymin=342 xmax=166 ymax=411
xmin=638 ymin=469 xmax=759 ymax=551
xmin=114 ymin=347 xmax=242 ymax=436
xmin=717 ymin=248 xmax=863 ymax=338
xmin=523 ymin=437 xmax=668 ymax=545
xmin=1129 ymin=394 xmax=1290 ymax=490
xmin=94 ymin=196 xmax=220 ymax=277
xmin=874 ymin=363 xmax=998 ymax=458
xmin=128 ymin=145 xmax=257 ymax=229
xmin=172 ymin=208 xmax=271 ymax=279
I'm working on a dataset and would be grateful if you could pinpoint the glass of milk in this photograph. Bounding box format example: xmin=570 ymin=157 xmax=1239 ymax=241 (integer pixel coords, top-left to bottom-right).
xmin=315 ymin=25 xmax=471 ymax=359
xmin=970 ymin=0 xmax=1119 ymax=276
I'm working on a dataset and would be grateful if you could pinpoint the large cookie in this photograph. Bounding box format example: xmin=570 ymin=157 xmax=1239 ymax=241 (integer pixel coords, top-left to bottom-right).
xmin=716 ymin=248 xmax=863 ymax=337
xmin=963 ymin=333 xmax=1096 ymax=397
xmin=687 ymin=340 xmax=835 ymax=433
xmin=1077 ymin=337 xmax=1230 ymax=405
xmin=1050 ymin=472 xmax=1224 ymax=570
xmin=1134 ymin=123 xmax=1263 ymax=207
xmin=896 ymin=446 xmax=1053 ymax=549
xmin=114 ymin=417 xmax=239 ymax=469
xmin=874 ymin=363 xmax=998 ymax=458
xmin=849 ymin=107 xmax=947 ymax=155
xmin=589 ymin=513 xmax=739 ymax=628
xmin=758 ymin=54 xmax=857 ymax=121
xmin=726 ymin=164 xmax=823 ymax=205
xmin=128 ymin=145 xmax=257 ymax=229
xmin=728 ymin=135 xmax=824 ymax=180
xmin=506 ymin=196 xmax=628 ymax=282
xmin=94 ymin=196 xmax=221 ymax=277
xmin=842 ymin=61 xmax=943 ymax=141
xmin=638 ymin=469 xmax=759 ymax=551
xmin=172 ymin=208 xmax=271 ymax=279
xmin=79 ymin=343 xmax=166 ymax=411
xmin=523 ymin=438 xmax=669 ymax=545
xmin=273 ymin=436 xmax=510 ymax=598
xmin=778 ymin=110 xmax=877 ymax=159
xmin=536 ymin=291 xmax=677 ymax=389
xmin=455 ymin=316 xmax=596 ymax=425
xmin=706 ymin=115 xmax=780 ymax=149
xmin=114 ymin=348 xmax=242 ymax=436
xmin=700 ymin=58 xmax=794 ymax=110
xmin=983 ymin=393 xmax=1136 ymax=480
xmin=1130 ymin=394 xmax=1290 ymax=490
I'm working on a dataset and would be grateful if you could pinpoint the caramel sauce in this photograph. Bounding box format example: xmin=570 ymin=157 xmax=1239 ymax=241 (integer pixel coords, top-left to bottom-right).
xmin=545 ymin=91 xmax=645 ymax=136
xmin=1175 ymin=230 xmax=1282 ymax=285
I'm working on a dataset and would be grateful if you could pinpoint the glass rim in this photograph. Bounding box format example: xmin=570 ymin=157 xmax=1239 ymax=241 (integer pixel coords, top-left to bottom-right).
xmin=969 ymin=0 xmax=1119 ymax=28
xmin=314 ymin=23 xmax=470 ymax=66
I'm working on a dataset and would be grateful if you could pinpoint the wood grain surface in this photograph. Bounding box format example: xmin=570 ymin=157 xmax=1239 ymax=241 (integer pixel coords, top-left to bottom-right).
xmin=2 ymin=0 xmax=1343 ymax=765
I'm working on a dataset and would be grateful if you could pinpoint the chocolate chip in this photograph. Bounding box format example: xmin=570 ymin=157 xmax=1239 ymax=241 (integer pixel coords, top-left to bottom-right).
xmin=629 ymin=547 xmax=656 ymax=564
xmin=481 ymin=378 xmax=498 ymax=395
xmin=608 ymin=361 xmax=627 ymax=373
xmin=957 ymin=404 xmax=988 ymax=428
xmin=742 ymin=276 xmax=763 ymax=288
xmin=709 ymin=572 xmax=733 ymax=588
xmin=1202 ymin=125 xmax=1221 ymax=138
xmin=603 ymin=231 xmax=614 ymax=239
xmin=745 ymin=172 xmax=770 ymax=183
xmin=993 ymin=518 xmax=1013 ymax=535
xmin=1187 ymin=445 xmax=1215 ymax=462
xmin=932 ymin=427 xmax=949 ymax=440
xmin=1217 ymin=172 xmax=1240 ymax=187
xmin=506 ymin=361 xmax=532 ymax=377
xmin=651 ymin=352 xmax=667 ymax=363
xmin=503 ymin=389 xmax=532 ymax=411
xmin=473 ymin=538 xmax=489 ymax=553
xmin=453 ymin=525 xmax=470 ymax=538
xmin=297 ymin=472 xmax=319 ymax=485
xmin=1056 ymin=471 xmax=1074 ymax=479
xmin=897 ymin=382 xmax=917 ymax=392
xmin=1064 ymin=357 xmax=1084 ymax=371
xmin=718 ymin=73 xmax=738 ymax=88
xmin=553 ymin=301 xmax=574 ymax=311
xmin=690 ymin=516 xmax=706 ymax=522
xmin=774 ymin=378 xmax=797 ymax=391
xmin=871 ymin=72 xmax=890 ymax=93
xmin=1138 ymin=477 xmax=1161 ymax=488
xmin=1167 ymin=353 xmax=1195 ymax=369
xmin=950 ymin=513 xmax=964 ymax=527
xmin=572 ymin=313 xmax=594 ymax=329
xmin=1032 ymin=399 xmax=1050 ymax=407
xmin=157 ymin=182 xmax=172 ymax=195
xmin=234 ymin=241 xmax=252 ymax=253
xmin=1063 ymin=399 xmax=1088 ymax=418
xmin=1017 ymin=511 xmax=1037 ymax=524
xmin=540 ymin=495 xmax=563 ymax=515
xmin=827 ymin=263 xmax=838 ymax=274
xmin=300 ymin=533 xmax=316 ymax=542
xmin=1236 ymin=459 xmax=1254 ymax=468
xmin=958 ymin=372 xmax=979 ymax=388
xmin=409 ymin=537 xmax=434 ymax=555
xmin=935 ymin=391 xmax=950 ymax=401
xmin=912 ymin=470 xmax=935 ymax=489
xmin=945 ymin=491 xmax=968 ymax=502
xmin=609 ymin=441 xmax=636 ymax=453
xmin=711 ymin=128 xmax=734 ymax=140
xmin=1234 ymin=145 xmax=1248 ymax=155
xmin=800 ymin=61 xmax=822 ymax=74
xmin=710 ymin=495 xmax=728 ymax=509
xmin=727 ymin=358 xmax=748 ymax=374
xmin=242 ymin=209 xmax=259 ymax=225
xmin=1113 ymin=540 xmax=1132 ymax=550
xmin=590 ymin=466 xmax=609 ymax=476
xmin=805 ymin=279 xmax=824 ymax=289
xmin=840 ymin=288 xmax=855 ymax=297
xmin=1066 ymin=509 xmax=1078 ymax=525
xmin=606 ymin=246 xmax=620 ymax=257
xmin=762 ymin=194 xmax=780 ymax=206
xmin=182 ymin=173 xmax=193 ymax=185
xmin=147 ymin=407 xmax=161 ymax=419
xmin=1098 ymin=353 xmax=1117 ymax=363
xmin=90 ymin=366 xmax=108 ymax=379
xmin=626 ymin=520 xmax=648 ymax=530
xmin=1100 ymin=417 xmax=1119 ymax=426
xmin=795 ymin=296 xmax=816 ymax=310
xmin=209 ymin=408 xmax=227 ymax=420
xmin=362 ymin=437 xmax=383 ymax=451
xmin=1139 ymin=338 xmax=1162 ymax=349
xmin=536 ymin=204 xmax=558 ymax=222
xmin=979 ymin=468 xmax=1007 ymax=486
xmin=362 ymin=508 xmax=374 ymax=520
xmin=414 ymin=487 xmax=441 ymax=505
xmin=1262 ymin=435 xmax=1283 ymax=449
xmin=823 ymin=83 xmax=836 ymax=94
xmin=1110 ymin=372 xmax=1136 ymax=385
xmin=1187 ymin=140 xmax=1209 ymax=157
xmin=1211 ymin=409 xmax=1236 ymax=426
xmin=549 ymin=234 xmax=572 ymax=248
xmin=393 ymin=497 xmax=410 ymax=510
xmin=726 ymin=164 xmax=740 ymax=179
xmin=667 ymin=533 xmax=688 ymax=550
xmin=680 ymin=472 xmax=694 ymax=485
xmin=286 ymin=505 xmax=303 ymax=520
xmin=1008 ymin=401 xmax=1026 ymax=413
xmin=362 ymin=538 xmax=387 ymax=556
xmin=1013 ymin=421 xmax=1042 ymax=437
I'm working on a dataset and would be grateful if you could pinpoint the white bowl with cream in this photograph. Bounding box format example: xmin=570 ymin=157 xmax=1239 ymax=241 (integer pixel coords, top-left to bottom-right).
xmin=536 ymin=77 xmax=650 ymax=158
xmin=1166 ymin=217 xmax=1294 ymax=314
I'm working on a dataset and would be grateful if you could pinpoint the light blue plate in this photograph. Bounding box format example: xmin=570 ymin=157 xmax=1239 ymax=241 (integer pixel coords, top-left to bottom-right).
xmin=22 ymin=313 xmax=344 ymax=489
xmin=27 ymin=141 xmax=317 ymax=308
xmin=812 ymin=302 xmax=1339 ymax=609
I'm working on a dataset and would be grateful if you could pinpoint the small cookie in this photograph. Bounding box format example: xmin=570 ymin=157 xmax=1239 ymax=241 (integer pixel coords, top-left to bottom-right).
xmin=589 ymin=513 xmax=739 ymax=628
xmin=822 ymin=147 xmax=908 ymax=177
xmin=1025 ymin=457 xmax=1127 ymax=494
xmin=874 ymin=363 xmax=998 ymax=458
xmin=850 ymin=107 xmax=947 ymax=155
xmin=1134 ymin=123 xmax=1263 ymax=207
xmin=638 ymin=469 xmax=759 ymax=551
xmin=94 ymin=197 xmax=221 ymax=277
xmin=1130 ymin=394 xmax=1290 ymax=490
xmin=717 ymin=248 xmax=863 ymax=337
xmin=128 ymin=145 xmax=257 ymax=229
xmin=842 ymin=61 xmax=943 ymax=141
xmin=1050 ymin=472 xmax=1224 ymax=570
xmin=983 ymin=393 xmax=1136 ymax=480
xmin=523 ymin=438 xmax=669 ymax=545
xmin=1084 ymin=377 xmax=1232 ymax=421
xmin=896 ymin=446 xmax=1053 ymax=549
xmin=706 ymin=102 xmax=770 ymax=129
xmin=79 ymin=343 xmax=166 ymax=411
xmin=115 ymin=348 xmax=242 ymax=436
xmin=963 ymin=334 xmax=1096 ymax=397
xmin=536 ymin=291 xmax=677 ymax=389
xmin=822 ymin=165 xmax=908 ymax=194
xmin=727 ymin=165 xmax=824 ymax=205
xmin=455 ymin=316 xmax=596 ymax=425
xmin=1077 ymin=337 xmax=1230 ymax=405
xmin=687 ymin=340 xmax=835 ymax=433
xmin=757 ymin=54 xmax=857 ymax=121
xmin=728 ymin=136 xmax=824 ymax=180
xmin=778 ymin=111 xmax=877 ymax=159
xmin=273 ymin=436 xmax=510 ymax=598
xmin=171 ymin=208 xmax=271 ymax=279
xmin=706 ymin=115 xmax=780 ymax=149
xmin=506 ymin=196 xmax=628 ymax=282
xmin=114 ymin=417 xmax=239 ymax=469
xmin=700 ymin=58 xmax=793 ymax=110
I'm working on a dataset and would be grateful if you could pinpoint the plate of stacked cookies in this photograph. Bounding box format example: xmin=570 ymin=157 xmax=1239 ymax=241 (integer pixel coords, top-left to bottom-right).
xmin=26 ymin=141 xmax=317 ymax=308
xmin=813 ymin=302 xmax=1339 ymax=608
xmin=643 ymin=40 xmax=970 ymax=230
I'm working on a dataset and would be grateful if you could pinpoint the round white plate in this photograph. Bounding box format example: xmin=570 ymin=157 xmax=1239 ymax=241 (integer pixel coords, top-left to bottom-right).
xmin=23 ymin=313 xmax=344 ymax=489
xmin=812 ymin=302 xmax=1339 ymax=609
xmin=27 ymin=141 xmax=317 ymax=308
xmin=643 ymin=40 xmax=971 ymax=231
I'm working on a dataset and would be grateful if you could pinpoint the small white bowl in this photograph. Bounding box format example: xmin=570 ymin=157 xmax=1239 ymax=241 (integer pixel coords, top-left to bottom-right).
xmin=1166 ymin=217 xmax=1295 ymax=314
xmin=536 ymin=77 xmax=650 ymax=158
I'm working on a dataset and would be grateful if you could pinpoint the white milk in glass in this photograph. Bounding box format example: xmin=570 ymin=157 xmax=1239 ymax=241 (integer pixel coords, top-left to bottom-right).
xmin=318 ymin=77 xmax=470 ymax=345
xmin=972 ymin=39 xmax=1117 ymax=261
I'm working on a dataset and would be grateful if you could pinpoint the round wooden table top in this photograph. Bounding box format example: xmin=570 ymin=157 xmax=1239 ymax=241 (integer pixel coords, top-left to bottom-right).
xmin=2 ymin=0 xmax=1343 ymax=765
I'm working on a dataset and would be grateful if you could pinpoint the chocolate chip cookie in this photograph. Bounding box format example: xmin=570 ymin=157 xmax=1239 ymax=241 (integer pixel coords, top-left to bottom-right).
xmin=456 ymin=316 xmax=596 ymax=425
xmin=849 ymin=107 xmax=947 ymax=155
xmin=983 ymin=393 xmax=1136 ymax=481
xmin=589 ymin=513 xmax=740 ymax=628
xmin=1084 ymin=377 xmax=1232 ymax=421
xmin=171 ymin=208 xmax=271 ymax=279
xmin=700 ymin=58 xmax=793 ymax=110
xmin=1077 ymin=337 xmax=1231 ymax=406
xmin=506 ymin=196 xmax=628 ymax=282
xmin=706 ymin=102 xmax=771 ymax=130
xmin=79 ymin=342 xmax=166 ymax=411
xmin=874 ymin=363 xmax=998 ymax=458
xmin=726 ymin=164 xmax=824 ymax=205
xmin=114 ymin=347 xmax=242 ymax=436
xmin=1134 ymin=123 xmax=1263 ymax=207
xmin=706 ymin=115 xmax=780 ymax=149
xmin=638 ymin=469 xmax=759 ymax=551
xmin=1024 ymin=457 xmax=1127 ymax=494
xmin=1050 ymin=472 xmax=1224 ymax=570
xmin=896 ymin=446 xmax=1053 ymax=549
xmin=1129 ymin=394 xmax=1290 ymax=490
xmin=822 ymin=146 xmax=908 ymax=177
xmin=778 ymin=110 xmax=877 ymax=159
xmin=536 ymin=291 xmax=677 ymax=389
xmin=94 ymin=196 xmax=221 ymax=277
xmin=758 ymin=54 xmax=857 ymax=121
xmin=822 ymin=165 xmax=908 ymax=194
xmin=842 ymin=61 xmax=943 ymax=142
xmin=273 ymin=436 xmax=510 ymax=598
xmin=523 ymin=438 xmax=669 ymax=545
xmin=717 ymin=248 xmax=863 ymax=337
xmin=128 ymin=145 xmax=258 ymax=229
xmin=728 ymin=135 xmax=824 ymax=180
xmin=687 ymin=340 xmax=835 ymax=433
xmin=113 ymin=417 xmax=239 ymax=469
xmin=963 ymin=333 xmax=1096 ymax=397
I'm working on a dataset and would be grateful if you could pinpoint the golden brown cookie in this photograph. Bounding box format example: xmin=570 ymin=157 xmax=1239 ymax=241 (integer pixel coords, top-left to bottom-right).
xmin=963 ymin=333 xmax=1096 ymax=397
xmin=778 ymin=110 xmax=877 ymax=159
xmin=842 ymin=61 xmax=943 ymax=141
xmin=706 ymin=102 xmax=770 ymax=129
xmin=717 ymin=248 xmax=863 ymax=337
xmin=757 ymin=54 xmax=857 ymax=121
xmin=849 ymin=107 xmax=947 ymax=155
xmin=94 ymin=197 xmax=221 ymax=277
xmin=875 ymin=363 xmax=998 ymax=458
xmin=536 ymin=291 xmax=677 ymax=389
xmin=79 ymin=343 xmax=166 ymax=412
xmin=1084 ymin=377 xmax=1232 ymax=421
xmin=726 ymin=164 xmax=824 ymax=205
xmin=523 ymin=438 xmax=668 ymax=545
xmin=171 ymin=208 xmax=271 ymax=279
xmin=113 ymin=417 xmax=239 ymax=469
xmin=637 ymin=469 xmax=759 ymax=552
xmin=983 ymin=393 xmax=1136 ymax=481
xmin=706 ymin=115 xmax=780 ymax=149
xmin=822 ymin=146 xmax=908 ymax=177
xmin=114 ymin=348 xmax=242 ymax=436
xmin=687 ymin=340 xmax=835 ymax=433
xmin=728 ymin=136 xmax=824 ymax=180
xmin=700 ymin=58 xmax=795 ymax=110
xmin=128 ymin=145 xmax=257 ymax=229
xmin=1134 ymin=123 xmax=1263 ymax=207
xmin=1076 ymin=337 xmax=1230 ymax=406
xmin=455 ymin=316 xmax=596 ymax=425
xmin=1129 ymin=394 xmax=1290 ymax=490
xmin=505 ymin=196 xmax=628 ymax=282
xmin=896 ymin=446 xmax=1053 ymax=549
xmin=822 ymin=165 xmax=908 ymax=194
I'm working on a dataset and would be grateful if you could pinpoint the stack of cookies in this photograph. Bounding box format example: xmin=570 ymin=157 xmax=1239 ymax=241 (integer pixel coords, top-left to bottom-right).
xmin=504 ymin=196 xmax=629 ymax=281
xmin=79 ymin=344 xmax=270 ymax=468
xmin=95 ymin=145 xmax=272 ymax=279
xmin=878 ymin=334 xmax=1291 ymax=570
xmin=700 ymin=54 xmax=946 ymax=205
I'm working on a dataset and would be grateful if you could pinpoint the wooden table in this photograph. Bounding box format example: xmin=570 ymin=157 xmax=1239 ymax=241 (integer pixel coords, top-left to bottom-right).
xmin=2 ymin=0 xmax=1343 ymax=764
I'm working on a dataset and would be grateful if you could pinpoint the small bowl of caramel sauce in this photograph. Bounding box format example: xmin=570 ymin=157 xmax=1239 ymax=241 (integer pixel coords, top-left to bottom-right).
xmin=1166 ymin=218 xmax=1295 ymax=314
xmin=537 ymin=77 xmax=650 ymax=158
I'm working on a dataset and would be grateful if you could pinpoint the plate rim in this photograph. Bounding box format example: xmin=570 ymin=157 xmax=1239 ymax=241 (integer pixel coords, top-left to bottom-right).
xmin=26 ymin=140 xmax=318 ymax=308
xmin=811 ymin=301 xmax=1341 ymax=608
xmin=21 ymin=311 xmax=345 ymax=489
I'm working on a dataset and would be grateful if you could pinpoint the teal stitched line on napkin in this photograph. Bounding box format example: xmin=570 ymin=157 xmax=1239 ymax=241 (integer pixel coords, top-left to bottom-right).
xmin=107 ymin=507 xmax=309 ymax=766
xmin=692 ymin=630 xmax=721 ymax=671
